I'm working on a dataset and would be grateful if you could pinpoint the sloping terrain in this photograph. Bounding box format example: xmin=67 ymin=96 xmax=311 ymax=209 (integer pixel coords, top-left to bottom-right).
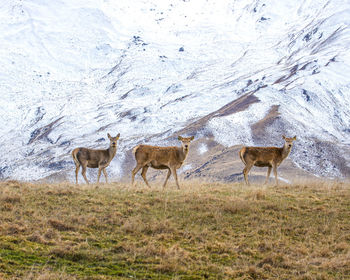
xmin=0 ymin=0 xmax=349 ymax=182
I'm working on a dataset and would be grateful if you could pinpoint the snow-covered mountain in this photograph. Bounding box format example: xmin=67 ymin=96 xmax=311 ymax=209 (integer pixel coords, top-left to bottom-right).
xmin=1 ymin=0 xmax=349 ymax=182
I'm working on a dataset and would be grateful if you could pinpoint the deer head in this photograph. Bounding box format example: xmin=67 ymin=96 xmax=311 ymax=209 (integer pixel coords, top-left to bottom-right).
xmin=107 ymin=133 xmax=120 ymax=148
xmin=178 ymin=136 xmax=194 ymax=152
xmin=282 ymin=135 xmax=296 ymax=149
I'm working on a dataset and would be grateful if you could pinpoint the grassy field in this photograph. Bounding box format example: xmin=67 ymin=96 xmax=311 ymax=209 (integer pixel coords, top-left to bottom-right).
xmin=0 ymin=180 xmax=349 ymax=279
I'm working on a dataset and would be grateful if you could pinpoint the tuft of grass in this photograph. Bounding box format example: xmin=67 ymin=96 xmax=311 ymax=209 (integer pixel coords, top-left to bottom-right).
xmin=48 ymin=219 xmax=76 ymax=232
xmin=0 ymin=180 xmax=349 ymax=279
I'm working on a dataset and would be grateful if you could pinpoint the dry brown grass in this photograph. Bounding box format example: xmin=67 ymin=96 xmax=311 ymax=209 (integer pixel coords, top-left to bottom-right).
xmin=0 ymin=179 xmax=349 ymax=279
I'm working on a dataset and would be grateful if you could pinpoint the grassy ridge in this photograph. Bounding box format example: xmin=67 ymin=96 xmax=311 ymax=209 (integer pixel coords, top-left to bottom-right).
xmin=0 ymin=180 xmax=349 ymax=279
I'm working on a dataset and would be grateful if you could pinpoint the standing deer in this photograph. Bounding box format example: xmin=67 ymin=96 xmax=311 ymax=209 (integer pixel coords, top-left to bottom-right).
xmin=72 ymin=133 xmax=120 ymax=184
xmin=239 ymin=135 xmax=296 ymax=186
xmin=131 ymin=136 xmax=194 ymax=189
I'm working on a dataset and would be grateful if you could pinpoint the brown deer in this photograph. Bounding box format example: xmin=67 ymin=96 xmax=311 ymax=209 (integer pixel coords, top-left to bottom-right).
xmin=131 ymin=136 xmax=194 ymax=189
xmin=239 ymin=135 xmax=296 ymax=186
xmin=72 ymin=133 xmax=120 ymax=184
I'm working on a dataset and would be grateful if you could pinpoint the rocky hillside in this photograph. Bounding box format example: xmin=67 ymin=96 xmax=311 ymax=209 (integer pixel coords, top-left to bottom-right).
xmin=0 ymin=0 xmax=349 ymax=183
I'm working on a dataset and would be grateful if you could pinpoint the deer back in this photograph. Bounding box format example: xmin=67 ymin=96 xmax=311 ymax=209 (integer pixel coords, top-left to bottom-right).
xmin=75 ymin=147 xmax=112 ymax=167
xmin=134 ymin=145 xmax=182 ymax=165
xmin=242 ymin=146 xmax=283 ymax=164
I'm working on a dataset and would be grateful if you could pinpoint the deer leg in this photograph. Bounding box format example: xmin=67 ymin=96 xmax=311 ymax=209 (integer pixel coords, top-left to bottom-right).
xmin=81 ymin=164 xmax=89 ymax=184
xmin=162 ymin=168 xmax=171 ymax=189
xmin=273 ymin=164 xmax=278 ymax=186
xmin=97 ymin=167 xmax=102 ymax=183
xmin=74 ymin=164 xmax=80 ymax=185
xmin=171 ymin=167 xmax=180 ymax=189
xmin=141 ymin=166 xmax=151 ymax=188
xmin=243 ymin=163 xmax=253 ymax=185
xmin=264 ymin=166 xmax=272 ymax=185
xmin=131 ymin=164 xmax=143 ymax=187
xmin=102 ymin=168 xmax=108 ymax=183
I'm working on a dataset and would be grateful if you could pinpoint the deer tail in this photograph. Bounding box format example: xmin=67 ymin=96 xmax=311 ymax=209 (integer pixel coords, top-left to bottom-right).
xmin=239 ymin=147 xmax=247 ymax=165
xmin=72 ymin=148 xmax=81 ymax=166
xmin=132 ymin=145 xmax=140 ymax=156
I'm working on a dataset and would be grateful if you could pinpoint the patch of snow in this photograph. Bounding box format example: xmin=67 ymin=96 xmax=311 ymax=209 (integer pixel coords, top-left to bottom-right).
xmin=0 ymin=0 xmax=349 ymax=180
xmin=198 ymin=143 xmax=208 ymax=155
xmin=207 ymin=100 xmax=271 ymax=147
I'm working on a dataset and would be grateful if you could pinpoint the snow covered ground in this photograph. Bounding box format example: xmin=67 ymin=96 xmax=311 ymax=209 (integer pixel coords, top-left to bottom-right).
xmin=0 ymin=0 xmax=349 ymax=181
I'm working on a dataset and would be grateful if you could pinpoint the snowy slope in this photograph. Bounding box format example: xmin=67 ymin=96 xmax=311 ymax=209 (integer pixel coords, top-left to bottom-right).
xmin=0 ymin=0 xmax=349 ymax=181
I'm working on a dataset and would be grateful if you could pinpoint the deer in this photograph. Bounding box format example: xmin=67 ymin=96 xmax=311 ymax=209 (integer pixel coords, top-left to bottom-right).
xmin=239 ymin=135 xmax=296 ymax=186
xmin=131 ymin=136 xmax=195 ymax=189
xmin=72 ymin=133 xmax=120 ymax=184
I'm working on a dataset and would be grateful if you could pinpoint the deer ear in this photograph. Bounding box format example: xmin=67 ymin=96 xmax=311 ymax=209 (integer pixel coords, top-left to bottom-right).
xmin=116 ymin=133 xmax=120 ymax=139
xmin=282 ymin=135 xmax=286 ymax=140
xmin=190 ymin=136 xmax=194 ymax=141
xmin=178 ymin=136 xmax=183 ymax=141
xmin=293 ymin=136 xmax=297 ymax=140
xmin=107 ymin=133 xmax=111 ymax=139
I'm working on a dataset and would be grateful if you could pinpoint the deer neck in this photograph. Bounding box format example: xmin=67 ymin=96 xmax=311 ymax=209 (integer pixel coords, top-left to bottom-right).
xmin=179 ymin=146 xmax=189 ymax=162
xmin=281 ymin=144 xmax=291 ymax=160
xmin=107 ymin=146 xmax=117 ymax=161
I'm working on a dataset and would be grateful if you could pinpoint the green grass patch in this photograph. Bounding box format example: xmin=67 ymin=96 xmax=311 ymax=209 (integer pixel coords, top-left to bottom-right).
xmin=0 ymin=180 xmax=349 ymax=279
